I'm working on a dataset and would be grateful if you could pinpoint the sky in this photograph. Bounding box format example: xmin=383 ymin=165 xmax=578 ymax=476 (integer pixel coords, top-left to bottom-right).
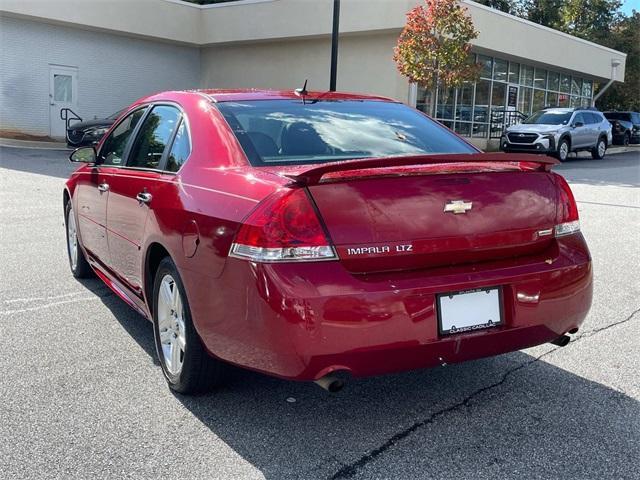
xmin=621 ymin=0 xmax=639 ymax=14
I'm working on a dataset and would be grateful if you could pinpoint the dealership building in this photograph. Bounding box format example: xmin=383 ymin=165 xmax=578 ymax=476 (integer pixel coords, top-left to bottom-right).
xmin=0 ymin=0 xmax=627 ymax=150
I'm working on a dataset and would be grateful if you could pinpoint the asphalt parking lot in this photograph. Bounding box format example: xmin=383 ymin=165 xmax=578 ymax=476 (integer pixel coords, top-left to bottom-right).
xmin=1 ymin=146 xmax=638 ymax=480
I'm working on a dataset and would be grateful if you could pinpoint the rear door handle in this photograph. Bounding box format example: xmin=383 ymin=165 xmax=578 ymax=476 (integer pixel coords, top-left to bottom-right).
xmin=136 ymin=192 xmax=152 ymax=204
xmin=98 ymin=183 xmax=109 ymax=192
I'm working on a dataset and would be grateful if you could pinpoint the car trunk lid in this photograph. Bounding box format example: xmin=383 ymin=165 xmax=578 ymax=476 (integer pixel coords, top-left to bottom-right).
xmin=306 ymin=166 xmax=557 ymax=273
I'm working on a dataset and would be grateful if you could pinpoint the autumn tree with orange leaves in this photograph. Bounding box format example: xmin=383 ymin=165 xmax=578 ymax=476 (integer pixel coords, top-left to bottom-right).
xmin=394 ymin=0 xmax=480 ymax=116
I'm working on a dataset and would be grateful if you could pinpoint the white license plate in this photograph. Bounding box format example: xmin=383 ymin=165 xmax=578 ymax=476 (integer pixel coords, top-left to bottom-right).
xmin=437 ymin=287 xmax=503 ymax=335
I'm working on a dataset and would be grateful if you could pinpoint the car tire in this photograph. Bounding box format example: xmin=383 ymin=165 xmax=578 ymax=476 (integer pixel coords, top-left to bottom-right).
xmin=65 ymin=201 xmax=93 ymax=278
xmin=623 ymin=132 xmax=630 ymax=146
xmin=556 ymin=138 xmax=570 ymax=162
xmin=152 ymin=256 xmax=226 ymax=394
xmin=591 ymin=137 xmax=607 ymax=160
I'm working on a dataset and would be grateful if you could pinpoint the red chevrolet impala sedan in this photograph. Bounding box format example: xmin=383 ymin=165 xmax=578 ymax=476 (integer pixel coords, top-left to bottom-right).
xmin=64 ymin=89 xmax=592 ymax=394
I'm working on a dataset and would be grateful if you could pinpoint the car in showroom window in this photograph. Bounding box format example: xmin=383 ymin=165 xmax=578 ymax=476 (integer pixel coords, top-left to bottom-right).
xmin=64 ymin=90 xmax=592 ymax=395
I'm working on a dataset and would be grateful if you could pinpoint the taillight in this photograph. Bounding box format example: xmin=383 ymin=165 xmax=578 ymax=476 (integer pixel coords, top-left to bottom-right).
xmin=229 ymin=188 xmax=337 ymax=262
xmin=554 ymin=174 xmax=580 ymax=237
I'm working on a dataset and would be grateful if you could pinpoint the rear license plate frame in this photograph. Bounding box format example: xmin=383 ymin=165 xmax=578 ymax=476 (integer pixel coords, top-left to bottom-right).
xmin=436 ymin=287 xmax=504 ymax=336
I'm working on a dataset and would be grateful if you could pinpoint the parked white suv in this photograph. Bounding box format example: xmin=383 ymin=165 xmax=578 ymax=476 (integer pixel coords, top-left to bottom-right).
xmin=501 ymin=108 xmax=613 ymax=161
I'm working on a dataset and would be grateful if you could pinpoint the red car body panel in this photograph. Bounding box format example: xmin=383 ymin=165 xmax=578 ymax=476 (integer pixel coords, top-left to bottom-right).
xmin=65 ymin=90 xmax=592 ymax=382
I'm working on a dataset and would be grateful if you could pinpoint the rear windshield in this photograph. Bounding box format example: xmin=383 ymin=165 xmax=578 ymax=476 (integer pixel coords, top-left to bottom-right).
xmin=604 ymin=112 xmax=631 ymax=121
xmin=216 ymin=99 xmax=476 ymax=166
xmin=523 ymin=110 xmax=573 ymax=125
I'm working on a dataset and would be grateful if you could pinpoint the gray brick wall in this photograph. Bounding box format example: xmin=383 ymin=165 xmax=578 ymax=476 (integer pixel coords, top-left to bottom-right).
xmin=0 ymin=16 xmax=200 ymax=136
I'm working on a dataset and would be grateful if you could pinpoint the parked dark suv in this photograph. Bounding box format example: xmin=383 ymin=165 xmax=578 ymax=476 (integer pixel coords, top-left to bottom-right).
xmin=501 ymin=107 xmax=612 ymax=161
xmin=603 ymin=112 xmax=640 ymax=144
xmin=66 ymin=109 xmax=124 ymax=147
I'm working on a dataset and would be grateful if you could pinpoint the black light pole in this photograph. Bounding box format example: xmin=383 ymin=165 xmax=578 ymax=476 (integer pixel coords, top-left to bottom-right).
xmin=329 ymin=0 xmax=340 ymax=91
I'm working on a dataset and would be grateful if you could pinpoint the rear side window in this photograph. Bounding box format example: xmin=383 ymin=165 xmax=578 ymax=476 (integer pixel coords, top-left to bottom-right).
xmin=586 ymin=113 xmax=601 ymax=124
xmin=166 ymin=120 xmax=191 ymax=173
xmin=605 ymin=112 xmax=631 ymax=122
xmin=128 ymin=105 xmax=181 ymax=170
xmin=216 ymin=99 xmax=476 ymax=166
xmin=99 ymin=108 xmax=147 ymax=166
xmin=573 ymin=113 xmax=586 ymax=125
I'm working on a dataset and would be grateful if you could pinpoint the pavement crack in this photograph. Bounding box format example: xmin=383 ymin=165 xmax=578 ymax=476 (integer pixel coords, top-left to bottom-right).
xmin=328 ymin=307 xmax=640 ymax=480
xmin=573 ymin=307 xmax=640 ymax=341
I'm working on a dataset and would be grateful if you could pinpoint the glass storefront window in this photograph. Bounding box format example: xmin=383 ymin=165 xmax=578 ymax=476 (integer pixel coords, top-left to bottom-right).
xmin=414 ymin=54 xmax=594 ymax=139
xmin=520 ymin=65 xmax=534 ymax=86
xmin=534 ymin=69 xmax=547 ymax=89
xmin=494 ymin=59 xmax=508 ymax=83
xmin=437 ymin=86 xmax=455 ymax=119
xmin=478 ymin=55 xmax=493 ymax=79
xmin=558 ymin=94 xmax=570 ymax=107
xmin=508 ymin=62 xmax=519 ymax=84
xmin=417 ymin=88 xmax=434 ymax=116
xmin=533 ymin=89 xmax=546 ymax=111
xmin=548 ymin=71 xmax=560 ymax=91
xmin=518 ymin=87 xmax=532 ymax=114
xmin=455 ymin=122 xmax=471 ymax=136
xmin=474 ymin=80 xmax=491 ymax=123
xmin=456 ymin=82 xmax=474 ymax=123
xmin=571 ymin=77 xmax=582 ymax=96
xmin=492 ymin=82 xmax=506 ymax=109
xmin=473 ymin=122 xmax=487 ymax=138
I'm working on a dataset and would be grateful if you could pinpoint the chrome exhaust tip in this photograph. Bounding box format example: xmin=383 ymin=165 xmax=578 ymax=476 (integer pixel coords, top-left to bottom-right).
xmin=314 ymin=374 xmax=346 ymax=393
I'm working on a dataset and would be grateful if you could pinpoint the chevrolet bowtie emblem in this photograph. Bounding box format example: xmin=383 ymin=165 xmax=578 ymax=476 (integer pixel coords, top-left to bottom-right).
xmin=444 ymin=200 xmax=473 ymax=214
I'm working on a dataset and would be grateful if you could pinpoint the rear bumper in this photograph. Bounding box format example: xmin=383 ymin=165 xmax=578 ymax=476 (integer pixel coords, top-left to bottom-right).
xmin=188 ymin=234 xmax=592 ymax=381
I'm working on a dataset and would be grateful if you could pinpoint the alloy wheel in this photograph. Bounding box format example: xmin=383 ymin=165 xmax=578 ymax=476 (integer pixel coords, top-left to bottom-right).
xmin=157 ymin=274 xmax=186 ymax=375
xmin=559 ymin=142 xmax=569 ymax=161
xmin=67 ymin=207 xmax=78 ymax=271
xmin=598 ymin=140 xmax=606 ymax=157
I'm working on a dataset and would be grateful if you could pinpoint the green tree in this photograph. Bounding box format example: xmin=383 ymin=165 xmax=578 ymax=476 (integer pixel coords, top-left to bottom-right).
xmin=509 ymin=0 xmax=635 ymax=111
xmin=393 ymin=0 xmax=480 ymax=116
xmin=595 ymin=11 xmax=640 ymax=111
xmin=558 ymin=0 xmax=623 ymax=43
xmin=473 ymin=0 xmax=516 ymax=14
xmin=521 ymin=0 xmax=563 ymax=28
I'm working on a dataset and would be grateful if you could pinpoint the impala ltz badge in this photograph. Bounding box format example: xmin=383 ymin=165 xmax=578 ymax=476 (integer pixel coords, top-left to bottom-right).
xmin=444 ymin=200 xmax=473 ymax=214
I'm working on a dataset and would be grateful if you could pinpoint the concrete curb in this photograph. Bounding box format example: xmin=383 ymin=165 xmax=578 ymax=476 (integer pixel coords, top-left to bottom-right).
xmin=0 ymin=137 xmax=71 ymax=151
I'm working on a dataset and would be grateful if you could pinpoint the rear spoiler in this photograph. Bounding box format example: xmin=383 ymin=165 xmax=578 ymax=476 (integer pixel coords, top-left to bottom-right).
xmin=285 ymin=153 xmax=559 ymax=186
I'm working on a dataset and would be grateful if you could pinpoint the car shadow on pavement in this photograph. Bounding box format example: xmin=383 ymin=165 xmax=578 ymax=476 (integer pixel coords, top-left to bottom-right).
xmin=84 ymin=279 xmax=639 ymax=479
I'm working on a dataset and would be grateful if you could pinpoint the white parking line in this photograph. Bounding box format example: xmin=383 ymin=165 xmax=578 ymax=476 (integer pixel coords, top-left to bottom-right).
xmin=0 ymin=296 xmax=100 ymax=315
xmin=3 ymin=291 xmax=85 ymax=304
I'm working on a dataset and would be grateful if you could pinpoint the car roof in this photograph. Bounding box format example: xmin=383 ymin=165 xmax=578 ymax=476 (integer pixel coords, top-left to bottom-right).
xmin=188 ymin=88 xmax=398 ymax=103
xmin=541 ymin=108 xmax=574 ymax=113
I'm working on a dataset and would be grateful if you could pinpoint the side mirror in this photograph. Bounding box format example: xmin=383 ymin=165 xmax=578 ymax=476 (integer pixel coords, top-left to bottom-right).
xmin=573 ymin=121 xmax=584 ymax=128
xmin=69 ymin=146 xmax=96 ymax=164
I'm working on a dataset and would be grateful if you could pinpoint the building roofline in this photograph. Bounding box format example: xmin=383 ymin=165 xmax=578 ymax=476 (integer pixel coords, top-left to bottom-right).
xmin=162 ymin=0 xmax=276 ymax=9
xmin=464 ymin=0 xmax=627 ymax=58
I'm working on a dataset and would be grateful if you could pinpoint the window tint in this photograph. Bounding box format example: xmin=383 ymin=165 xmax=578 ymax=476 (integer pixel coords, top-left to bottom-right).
xmin=588 ymin=113 xmax=601 ymax=124
xmin=573 ymin=113 xmax=585 ymax=125
xmin=166 ymin=120 xmax=191 ymax=173
xmin=99 ymin=108 xmax=147 ymax=166
xmin=128 ymin=105 xmax=181 ymax=169
xmin=217 ymin=100 xmax=476 ymax=166
xmin=524 ymin=110 xmax=572 ymax=125
xmin=604 ymin=112 xmax=628 ymax=121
